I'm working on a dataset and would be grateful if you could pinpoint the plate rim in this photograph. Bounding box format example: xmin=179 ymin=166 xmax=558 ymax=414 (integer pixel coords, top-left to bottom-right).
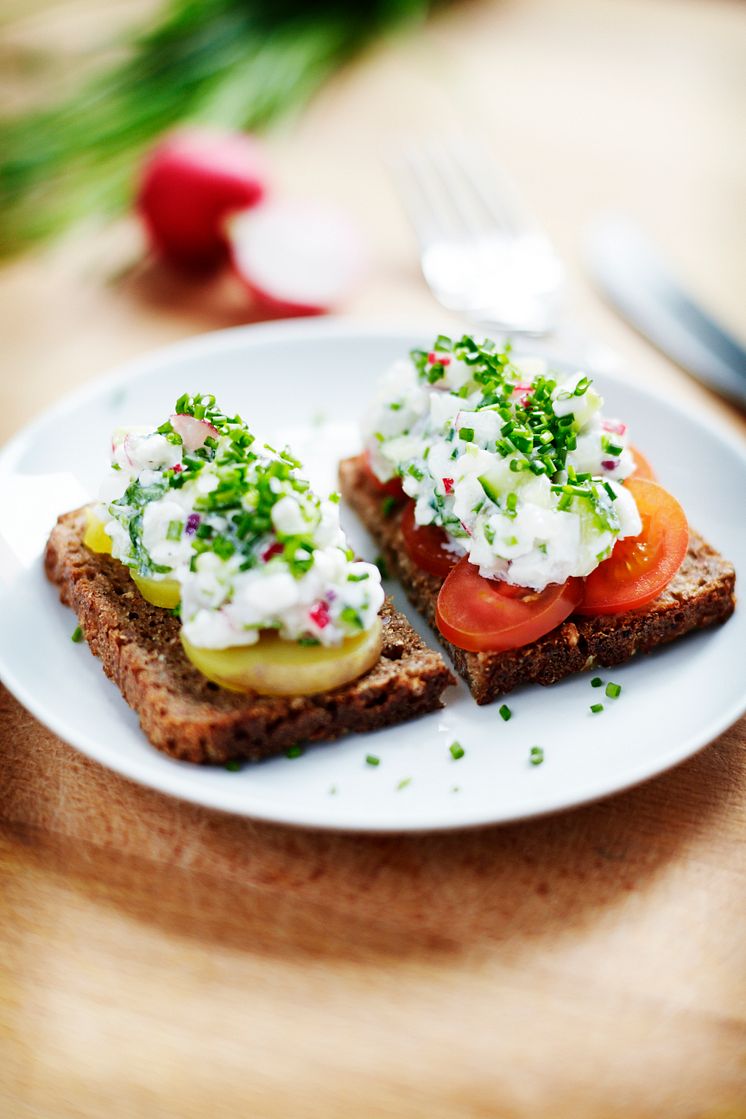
xmin=1 ymin=316 xmax=744 ymax=832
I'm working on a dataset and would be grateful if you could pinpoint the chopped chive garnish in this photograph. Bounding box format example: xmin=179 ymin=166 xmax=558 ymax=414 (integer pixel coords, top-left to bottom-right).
xmin=499 ymin=704 xmax=512 ymax=722
xmin=449 ymin=741 xmax=465 ymax=760
xmin=224 ymin=759 xmax=241 ymax=772
xmin=529 ymin=746 xmax=544 ymax=766
xmin=71 ymin=625 xmax=84 ymax=643
xmin=397 ymin=777 xmax=412 ymax=790
xmin=605 ymin=682 xmax=622 ymax=699
xmin=286 ymin=745 xmax=303 ymax=759
xmin=459 ymin=426 xmax=475 ymax=442
xmin=590 ymin=703 xmax=604 ymax=714
xmin=366 ymin=754 xmax=381 ymax=767
xmin=328 ymin=785 xmax=338 ymax=795
xmin=374 ymin=553 xmax=389 ymax=579
xmin=381 ymin=496 xmax=398 ymax=518
xmin=451 ymin=785 xmax=461 ymax=793
xmin=591 ymin=676 xmax=603 ymax=688
xmin=479 ymin=475 xmax=501 ymax=504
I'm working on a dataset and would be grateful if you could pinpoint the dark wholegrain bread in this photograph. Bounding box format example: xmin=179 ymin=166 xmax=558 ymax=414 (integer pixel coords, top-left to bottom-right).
xmin=339 ymin=455 xmax=736 ymax=705
xmin=44 ymin=508 xmax=455 ymax=764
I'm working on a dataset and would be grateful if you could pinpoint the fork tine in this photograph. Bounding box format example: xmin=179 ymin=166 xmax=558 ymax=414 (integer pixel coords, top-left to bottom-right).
xmin=401 ymin=147 xmax=467 ymax=244
xmin=388 ymin=135 xmax=563 ymax=333
xmin=388 ymin=155 xmax=441 ymax=250
xmin=448 ymin=139 xmax=538 ymax=237
xmin=421 ymin=141 xmax=501 ymax=238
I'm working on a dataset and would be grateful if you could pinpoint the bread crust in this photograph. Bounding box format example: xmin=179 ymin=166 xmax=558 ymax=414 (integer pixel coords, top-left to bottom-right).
xmin=44 ymin=508 xmax=455 ymax=764
xmin=339 ymin=455 xmax=736 ymax=704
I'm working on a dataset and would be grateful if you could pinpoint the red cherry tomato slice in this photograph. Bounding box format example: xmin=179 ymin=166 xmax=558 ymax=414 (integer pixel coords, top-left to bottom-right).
xmin=629 ymin=445 xmax=657 ymax=482
xmin=576 ymin=478 xmax=688 ymax=616
xmin=436 ymin=558 xmax=583 ymax=653
xmin=401 ymin=501 xmax=460 ymax=578
xmin=360 ymin=450 xmax=403 ymax=498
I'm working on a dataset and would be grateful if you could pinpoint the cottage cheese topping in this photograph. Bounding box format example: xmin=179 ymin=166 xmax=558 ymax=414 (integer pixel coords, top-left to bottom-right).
xmin=364 ymin=338 xmax=642 ymax=591
xmin=98 ymin=395 xmax=383 ymax=649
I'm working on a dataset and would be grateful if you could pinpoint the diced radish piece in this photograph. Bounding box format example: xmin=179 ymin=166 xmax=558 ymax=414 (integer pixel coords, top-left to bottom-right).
xmin=443 ymin=477 xmax=454 ymax=494
xmin=170 ymin=413 xmax=219 ymax=452
xmin=122 ymin=434 xmax=136 ymax=466
xmin=227 ymin=199 xmax=367 ymax=316
xmin=602 ymin=419 xmax=627 ymax=436
xmin=262 ymin=541 xmax=284 ymax=562
xmin=309 ymin=601 xmax=331 ymax=629
xmin=122 ymin=431 xmax=158 ymax=466
xmin=512 ymin=384 xmax=533 ymax=405
xmin=137 ymin=129 xmax=268 ymax=271
xmin=111 ymin=424 xmax=149 ymax=458
xmin=601 ymin=459 xmax=617 ymax=471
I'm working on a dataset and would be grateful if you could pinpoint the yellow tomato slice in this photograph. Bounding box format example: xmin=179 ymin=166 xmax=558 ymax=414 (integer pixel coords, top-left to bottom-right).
xmin=131 ymin=572 xmax=181 ymax=609
xmin=83 ymin=508 xmax=113 ymax=555
xmin=181 ymin=618 xmax=383 ymax=696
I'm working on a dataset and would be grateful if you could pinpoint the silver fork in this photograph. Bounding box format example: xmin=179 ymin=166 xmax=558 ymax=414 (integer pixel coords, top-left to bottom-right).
xmin=391 ymin=139 xmax=565 ymax=336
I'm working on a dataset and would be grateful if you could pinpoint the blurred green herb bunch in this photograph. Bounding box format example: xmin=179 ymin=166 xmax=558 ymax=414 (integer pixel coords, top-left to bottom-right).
xmin=0 ymin=0 xmax=447 ymax=258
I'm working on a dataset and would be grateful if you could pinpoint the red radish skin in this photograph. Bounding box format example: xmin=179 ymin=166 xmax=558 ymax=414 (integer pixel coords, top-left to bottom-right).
xmin=227 ymin=200 xmax=367 ymax=316
xmin=170 ymin=413 xmax=219 ymax=452
xmin=122 ymin=434 xmax=137 ymax=467
xmin=137 ymin=129 xmax=267 ymax=271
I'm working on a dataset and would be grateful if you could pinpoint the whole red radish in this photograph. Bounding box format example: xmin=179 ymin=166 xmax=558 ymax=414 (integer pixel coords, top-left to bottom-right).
xmin=227 ymin=199 xmax=367 ymax=316
xmin=137 ymin=129 xmax=267 ymax=271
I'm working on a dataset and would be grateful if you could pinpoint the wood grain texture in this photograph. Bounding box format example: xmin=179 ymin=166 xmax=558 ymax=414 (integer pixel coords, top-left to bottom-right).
xmin=1 ymin=0 xmax=746 ymax=1115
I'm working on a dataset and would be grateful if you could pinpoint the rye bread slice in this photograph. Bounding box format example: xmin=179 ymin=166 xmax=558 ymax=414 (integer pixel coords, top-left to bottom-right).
xmin=44 ymin=508 xmax=455 ymax=764
xmin=339 ymin=455 xmax=736 ymax=705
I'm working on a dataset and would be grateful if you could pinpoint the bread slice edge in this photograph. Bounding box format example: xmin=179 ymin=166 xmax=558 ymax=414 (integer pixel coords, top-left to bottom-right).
xmin=44 ymin=507 xmax=456 ymax=764
xmin=339 ymin=455 xmax=736 ymax=704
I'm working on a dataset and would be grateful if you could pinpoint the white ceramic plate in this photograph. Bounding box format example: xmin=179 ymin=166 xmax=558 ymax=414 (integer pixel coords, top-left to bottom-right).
xmin=1 ymin=319 xmax=744 ymax=831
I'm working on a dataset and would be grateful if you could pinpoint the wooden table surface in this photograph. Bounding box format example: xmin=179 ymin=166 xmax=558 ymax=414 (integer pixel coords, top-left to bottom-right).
xmin=2 ymin=1 xmax=745 ymax=1116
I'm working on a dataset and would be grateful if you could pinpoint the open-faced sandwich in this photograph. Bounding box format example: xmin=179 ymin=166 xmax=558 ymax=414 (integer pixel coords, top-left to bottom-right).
xmin=45 ymin=393 xmax=454 ymax=763
xmin=339 ymin=335 xmax=736 ymax=704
